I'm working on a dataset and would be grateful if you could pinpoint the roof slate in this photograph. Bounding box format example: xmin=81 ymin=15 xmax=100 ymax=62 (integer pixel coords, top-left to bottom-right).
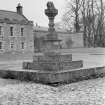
xmin=33 ymin=26 xmax=68 ymax=33
xmin=0 ymin=10 xmax=30 ymax=25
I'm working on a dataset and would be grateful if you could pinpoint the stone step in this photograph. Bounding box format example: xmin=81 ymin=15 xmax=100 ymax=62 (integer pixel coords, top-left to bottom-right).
xmin=33 ymin=53 xmax=72 ymax=62
xmin=23 ymin=60 xmax=83 ymax=71
xmin=0 ymin=66 xmax=105 ymax=85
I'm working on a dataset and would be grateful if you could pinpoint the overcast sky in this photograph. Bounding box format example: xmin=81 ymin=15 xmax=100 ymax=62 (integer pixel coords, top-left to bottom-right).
xmin=0 ymin=0 xmax=65 ymax=26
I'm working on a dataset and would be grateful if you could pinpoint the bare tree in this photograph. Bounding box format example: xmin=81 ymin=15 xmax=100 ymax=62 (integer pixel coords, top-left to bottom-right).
xmin=63 ymin=0 xmax=105 ymax=47
xmin=81 ymin=0 xmax=96 ymax=47
xmin=62 ymin=0 xmax=82 ymax=32
xmin=95 ymin=0 xmax=105 ymax=47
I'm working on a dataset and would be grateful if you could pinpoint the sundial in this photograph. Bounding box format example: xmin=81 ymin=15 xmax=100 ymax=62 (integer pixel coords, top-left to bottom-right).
xmin=22 ymin=1 xmax=83 ymax=84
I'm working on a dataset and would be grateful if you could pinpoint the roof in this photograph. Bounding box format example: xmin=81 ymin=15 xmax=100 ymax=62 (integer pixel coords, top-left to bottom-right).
xmin=34 ymin=26 xmax=69 ymax=33
xmin=0 ymin=10 xmax=32 ymax=25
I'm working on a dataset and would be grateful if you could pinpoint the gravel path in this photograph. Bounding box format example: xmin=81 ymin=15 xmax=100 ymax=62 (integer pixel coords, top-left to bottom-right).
xmin=0 ymin=77 xmax=105 ymax=105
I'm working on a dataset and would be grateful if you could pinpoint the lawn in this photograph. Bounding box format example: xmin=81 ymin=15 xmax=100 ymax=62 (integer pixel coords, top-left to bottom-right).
xmin=0 ymin=48 xmax=104 ymax=69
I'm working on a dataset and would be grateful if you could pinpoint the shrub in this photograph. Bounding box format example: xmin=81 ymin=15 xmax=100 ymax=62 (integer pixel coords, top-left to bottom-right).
xmin=65 ymin=38 xmax=73 ymax=48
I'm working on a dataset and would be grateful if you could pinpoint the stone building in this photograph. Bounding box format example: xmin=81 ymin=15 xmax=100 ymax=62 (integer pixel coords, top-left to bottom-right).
xmin=34 ymin=26 xmax=84 ymax=51
xmin=0 ymin=3 xmax=34 ymax=53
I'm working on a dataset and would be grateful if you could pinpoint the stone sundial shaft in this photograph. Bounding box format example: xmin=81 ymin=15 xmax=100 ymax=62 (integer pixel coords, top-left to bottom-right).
xmin=44 ymin=1 xmax=61 ymax=44
xmin=45 ymin=1 xmax=58 ymax=32
xmin=45 ymin=2 xmax=61 ymax=50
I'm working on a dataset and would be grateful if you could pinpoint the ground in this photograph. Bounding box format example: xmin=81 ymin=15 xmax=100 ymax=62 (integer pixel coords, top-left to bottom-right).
xmin=0 ymin=75 xmax=105 ymax=105
xmin=0 ymin=48 xmax=105 ymax=105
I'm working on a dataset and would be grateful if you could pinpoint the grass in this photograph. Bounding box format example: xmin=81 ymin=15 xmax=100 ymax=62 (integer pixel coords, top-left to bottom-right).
xmin=0 ymin=48 xmax=104 ymax=67
xmin=0 ymin=51 xmax=33 ymax=61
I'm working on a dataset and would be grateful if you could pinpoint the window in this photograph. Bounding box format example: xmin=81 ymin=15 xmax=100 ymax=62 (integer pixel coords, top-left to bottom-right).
xmin=10 ymin=42 xmax=14 ymax=49
xmin=10 ymin=27 xmax=13 ymax=36
xmin=0 ymin=26 xmax=2 ymax=35
xmin=0 ymin=42 xmax=2 ymax=49
xmin=21 ymin=28 xmax=24 ymax=36
xmin=21 ymin=42 xmax=24 ymax=49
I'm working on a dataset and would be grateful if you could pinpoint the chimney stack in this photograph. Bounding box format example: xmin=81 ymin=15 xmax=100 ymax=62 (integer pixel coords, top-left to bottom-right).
xmin=16 ymin=3 xmax=23 ymax=15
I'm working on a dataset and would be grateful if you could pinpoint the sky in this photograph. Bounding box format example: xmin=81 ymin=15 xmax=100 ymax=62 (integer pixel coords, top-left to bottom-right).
xmin=0 ymin=0 xmax=66 ymax=26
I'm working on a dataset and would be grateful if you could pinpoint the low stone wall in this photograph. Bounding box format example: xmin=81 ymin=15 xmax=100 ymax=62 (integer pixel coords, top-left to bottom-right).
xmin=0 ymin=66 xmax=105 ymax=85
xmin=34 ymin=29 xmax=84 ymax=49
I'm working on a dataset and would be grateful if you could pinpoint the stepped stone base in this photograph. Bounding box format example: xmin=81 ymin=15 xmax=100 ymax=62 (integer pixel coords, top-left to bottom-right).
xmin=0 ymin=66 xmax=105 ymax=85
xmin=23 ymin=51 xmax=83 ymax=71
xmin=22 ymin=51 xmax=84 ymax=84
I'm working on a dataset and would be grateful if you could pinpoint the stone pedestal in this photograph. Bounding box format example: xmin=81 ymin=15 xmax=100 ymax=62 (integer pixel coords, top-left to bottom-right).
xmin=23 ymin=51 xmax=83 ymax=71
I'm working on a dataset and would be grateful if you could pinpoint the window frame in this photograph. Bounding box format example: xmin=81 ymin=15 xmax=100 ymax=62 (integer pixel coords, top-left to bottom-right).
xmin=21 ymin=42 xmax=25 ymax=49
xmin=21 ymin=27 xmax=24 ymax=36
xmin=10 ymin=42 xmax=14 ymax=49
xmin=0 ymin=42 xmax=2 ymax=49
xmin=10 ymin=26 xmax=13 ymax=36
xmin=0 ymin=26 xmax=2 ymax=36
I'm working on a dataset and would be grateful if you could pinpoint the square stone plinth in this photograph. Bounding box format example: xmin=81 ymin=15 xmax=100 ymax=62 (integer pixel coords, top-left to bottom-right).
xmin=33 ymin=53 xmax=72 ymax=62
xmin=23 ymin=52 xmax=83 ymax=71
